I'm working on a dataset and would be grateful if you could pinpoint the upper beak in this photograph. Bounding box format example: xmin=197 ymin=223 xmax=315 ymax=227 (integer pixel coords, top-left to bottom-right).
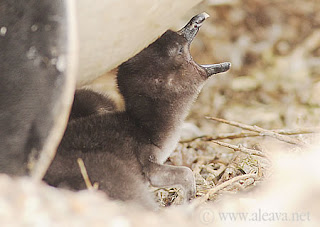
xmin=178 ymin=12 xmax=210 ymax=43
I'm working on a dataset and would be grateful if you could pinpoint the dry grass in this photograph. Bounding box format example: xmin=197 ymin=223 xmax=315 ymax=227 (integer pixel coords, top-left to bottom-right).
xmin=156 ymin=116 xmax=318 ymax=207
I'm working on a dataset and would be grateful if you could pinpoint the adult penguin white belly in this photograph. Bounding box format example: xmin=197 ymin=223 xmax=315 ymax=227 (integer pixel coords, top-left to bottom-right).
xmin=75 ymin=0 xmax=203 ymax=87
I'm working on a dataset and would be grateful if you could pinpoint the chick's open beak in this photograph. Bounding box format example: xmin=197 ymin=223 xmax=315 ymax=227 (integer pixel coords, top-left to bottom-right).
xmin=179 ymin=12 xmax=231 ymax=77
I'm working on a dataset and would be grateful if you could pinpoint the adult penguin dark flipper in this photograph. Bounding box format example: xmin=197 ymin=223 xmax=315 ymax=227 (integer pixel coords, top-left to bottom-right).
xmin=0 ymin=0 xmax=76 ymax=178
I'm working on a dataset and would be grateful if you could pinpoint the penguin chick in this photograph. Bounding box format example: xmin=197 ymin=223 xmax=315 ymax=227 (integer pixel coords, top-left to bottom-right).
xmin=44 ymin=12 xmax=231 ymax=209
xmin=69 ymin=89 xmax=116 ymax=121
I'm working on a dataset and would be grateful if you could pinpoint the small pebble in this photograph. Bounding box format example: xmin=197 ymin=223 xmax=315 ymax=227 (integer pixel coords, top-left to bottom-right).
xmin=0 ymin=27 xmax=7 ymax=36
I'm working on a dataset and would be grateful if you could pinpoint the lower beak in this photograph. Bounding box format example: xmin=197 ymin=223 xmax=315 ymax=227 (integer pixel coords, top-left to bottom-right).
xmin=201 ymin=62 xmax=231 ymax=77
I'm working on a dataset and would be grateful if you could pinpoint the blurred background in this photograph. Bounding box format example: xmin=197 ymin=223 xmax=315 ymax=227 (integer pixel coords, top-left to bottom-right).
xmin=187 ymin=0 xmax=320 ymax=134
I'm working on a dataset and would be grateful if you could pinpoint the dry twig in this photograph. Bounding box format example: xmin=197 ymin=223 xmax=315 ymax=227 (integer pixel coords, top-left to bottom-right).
xmin=210 ymin=140 xmax=267 ymax=158
xmin=206 ymin=116 xmax=308 ymax=147
xmin=77 ymin=158 xmax=99 ymax=190
xmin=191 ymin=173 xmax=259 ymax=207
xmin=180 ymin=127 xmax=319 ymax=143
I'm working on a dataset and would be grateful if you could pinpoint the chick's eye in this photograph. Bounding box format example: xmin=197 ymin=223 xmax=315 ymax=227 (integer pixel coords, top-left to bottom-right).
xmin=168 ymin=44 xmax=184 ymax=57
xmin=178 ymin=46 xmax=184 ymax=55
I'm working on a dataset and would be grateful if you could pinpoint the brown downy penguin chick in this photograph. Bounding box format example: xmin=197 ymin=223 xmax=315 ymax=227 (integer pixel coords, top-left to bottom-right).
xmin=69 ymin=89 xmax=116 ymax=121
xmin=44 ymin=12 xmax=231 ymax=209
